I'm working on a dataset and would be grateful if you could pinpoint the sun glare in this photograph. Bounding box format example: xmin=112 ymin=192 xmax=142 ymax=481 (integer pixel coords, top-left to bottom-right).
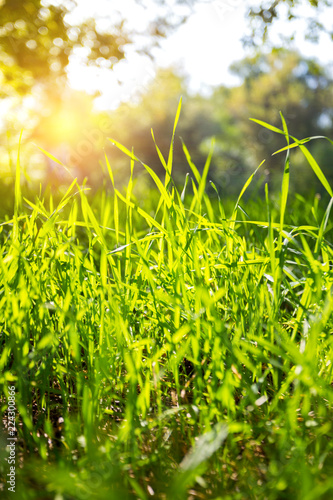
xmin=47 ymin=108 xmax=82 ymax=144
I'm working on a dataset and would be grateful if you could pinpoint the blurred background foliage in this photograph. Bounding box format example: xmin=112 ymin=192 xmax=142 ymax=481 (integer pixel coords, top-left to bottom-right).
xmin=0 ymin=0 xmax=333 ymax=208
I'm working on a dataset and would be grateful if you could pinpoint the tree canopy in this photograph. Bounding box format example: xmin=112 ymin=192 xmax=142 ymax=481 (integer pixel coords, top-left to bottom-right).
xmin=1 ymin=0 xmax=332 ymax=98
xmin=1 ymin=1 xmax=333 ymax=198
xmin=0 ymin=0 xmax=192 ymax=97
xmin=23 ymin=49 xmax=333 ymax=196
xmin=211 ymin=48 xmax=333 ymax=193
xmin=246 ymin=0 xmax=333 ymax=47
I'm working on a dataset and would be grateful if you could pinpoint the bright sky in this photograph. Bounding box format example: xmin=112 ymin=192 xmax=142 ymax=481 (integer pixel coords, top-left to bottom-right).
xmin=66 ymin=0 xmax=333 ymax=110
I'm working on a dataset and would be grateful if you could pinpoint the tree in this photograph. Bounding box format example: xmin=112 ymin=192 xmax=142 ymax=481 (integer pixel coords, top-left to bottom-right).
xmin=22 ymin=68 xmax=220 ymax=189
xmin=101 ymin=68 xmax=219 ymax=185
xmin=0 ymin=1 xmax=120 ymax=96
xmin=212 ymin=49 xmax=333 ymax=193
xmin=245 ymin=0 xmax=333 ymax=47
xmin=0 ymin=0 xmax=193 ymax=97
xmin=1 ymin=0 xmax=331 ymax=102
xmin=1 ymin=0 xmax=332 ymax=99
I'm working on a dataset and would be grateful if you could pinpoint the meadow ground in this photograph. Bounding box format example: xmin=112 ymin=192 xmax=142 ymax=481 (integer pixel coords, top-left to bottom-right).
xmin=1 ymin=107 xmax=333 ymax=499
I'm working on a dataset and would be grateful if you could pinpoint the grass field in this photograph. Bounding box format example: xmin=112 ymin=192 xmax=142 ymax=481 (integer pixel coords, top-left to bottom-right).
xmin=1 ymin=104 xmax=333 ymax=499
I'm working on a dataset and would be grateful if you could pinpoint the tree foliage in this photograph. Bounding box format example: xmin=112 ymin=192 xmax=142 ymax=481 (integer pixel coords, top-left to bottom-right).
xmin=246 ymin=0 xmax=333 ymax=47
xmin=24 ymin=50 xmax=333 ymax=197
xmin=0 ymin=1 xmax=130 ymax=96
xmin=103 ymin=68 xmax=219 ymax=182
xmin=1 ymin=1 xmax=333 ymax=198
xmin=212 ymin=49 xmax=333 ymax=192
xmin=1 ymin=0 xmax=332 ymax=98
xmin=0 ymin=0 xmax=191 ymax=97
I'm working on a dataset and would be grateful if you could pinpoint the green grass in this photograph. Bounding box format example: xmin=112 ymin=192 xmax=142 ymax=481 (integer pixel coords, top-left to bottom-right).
xmin=1 ymin=104 xmax=333 ymax=499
